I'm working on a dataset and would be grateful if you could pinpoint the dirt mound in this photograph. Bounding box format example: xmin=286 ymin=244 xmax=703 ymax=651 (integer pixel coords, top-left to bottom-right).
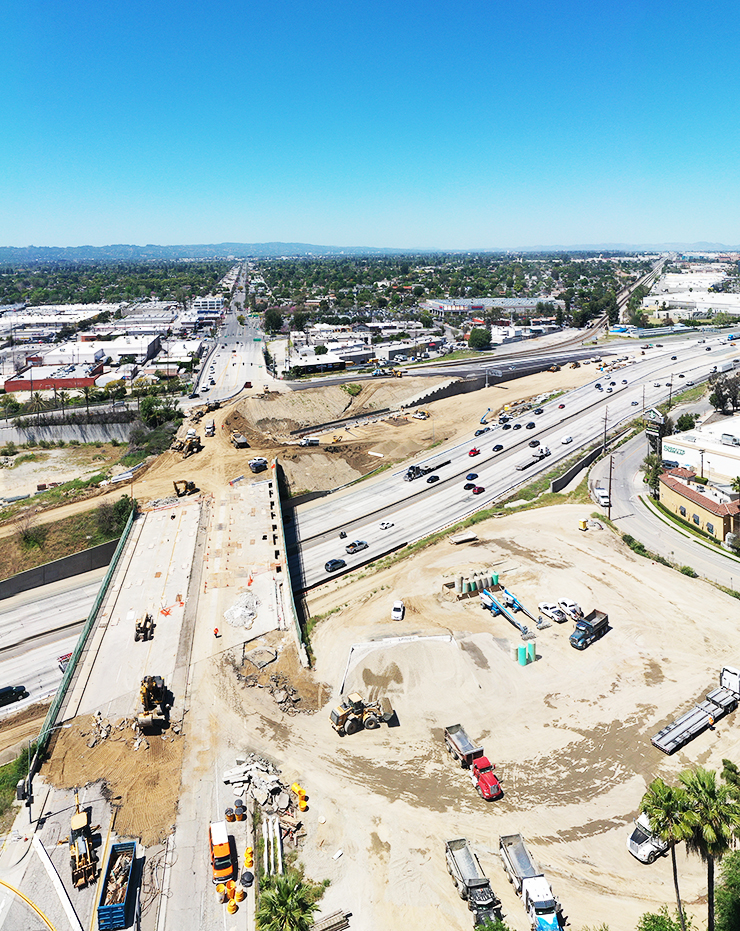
xmin=0 ymin=700 xmax=50 ymax=759
xmin=43 ymin=714 xmax=185 ymax=846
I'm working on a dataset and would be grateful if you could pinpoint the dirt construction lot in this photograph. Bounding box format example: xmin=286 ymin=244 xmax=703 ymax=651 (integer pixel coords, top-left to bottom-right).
xmin=213 ymin=503 xmax=740 ymax=931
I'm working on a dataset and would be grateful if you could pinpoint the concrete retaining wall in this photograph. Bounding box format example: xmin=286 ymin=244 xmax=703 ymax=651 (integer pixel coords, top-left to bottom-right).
xmin=0 ymin=538 xmax=119 ymax=601
xmin=0 ymin=422 xmax=134 ymax=445
xmin=550 ymin=446 xmax=605 ymax=493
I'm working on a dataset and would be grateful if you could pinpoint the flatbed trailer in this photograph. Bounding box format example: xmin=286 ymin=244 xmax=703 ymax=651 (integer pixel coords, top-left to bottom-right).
xmin=651 ymin=667 xmax=740 ymax=755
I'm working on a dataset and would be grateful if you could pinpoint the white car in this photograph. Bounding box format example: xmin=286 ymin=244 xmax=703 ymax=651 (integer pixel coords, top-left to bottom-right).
xmin=558 ymin=599 xmax=584 ymax=620
xmin=561 ymin=435 xmax=573 ymax=445
xmin=379 ymin=521 xmax=394 ymax=530
xmin=391 ymin=601 xmax=405 ymax=621
xmin=538 ymin=602 xmax=567 ymax=623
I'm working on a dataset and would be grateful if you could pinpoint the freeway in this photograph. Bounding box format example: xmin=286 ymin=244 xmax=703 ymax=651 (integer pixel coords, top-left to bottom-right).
xmin=289 ymin=333 xmax=740 ymax=589
xmin=0 ymin=567 xmax=106 ymax=719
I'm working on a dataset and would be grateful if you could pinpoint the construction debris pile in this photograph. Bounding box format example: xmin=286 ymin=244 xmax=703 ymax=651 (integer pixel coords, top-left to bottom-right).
xmin=84 ymin=712 xmax=181 ymax=752
xmin=235 ymin=671 xmax=312 ymax=715
xmin=100 ymin=848 xmax=134 ymax=906
xmin=223 ymin=755 xmax=307 ymax=849
xmin=225 ymin=591 xmax=261 ymax=629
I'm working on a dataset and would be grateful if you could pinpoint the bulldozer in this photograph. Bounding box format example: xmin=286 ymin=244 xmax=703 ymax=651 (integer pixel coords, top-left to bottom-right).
xmin=69 ymin=792 xmax=97 ymax=888
xmin=134 ymin=612 xmax=154 ymax=642
xmin=137 ymin=675 xmax=169 ymax=727
xmin=181 ymin=435 xmax=202 ymax=459
xmin=173 ymin=480 xmax=197 ymax=497
xmin=329 ymin=692 xmax=394 ymax=736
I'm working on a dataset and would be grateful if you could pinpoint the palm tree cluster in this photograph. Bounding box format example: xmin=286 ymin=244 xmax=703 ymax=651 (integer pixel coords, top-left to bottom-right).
xmin=255 ymin=869 xmax=321 ymax=931
xmin=641 ymin=763 xmax=740 ymax=931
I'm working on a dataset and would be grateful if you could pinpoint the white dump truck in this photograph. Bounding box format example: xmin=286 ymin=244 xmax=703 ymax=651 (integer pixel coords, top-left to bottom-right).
xmin=499 ymin=834 xmax=563 ymax=931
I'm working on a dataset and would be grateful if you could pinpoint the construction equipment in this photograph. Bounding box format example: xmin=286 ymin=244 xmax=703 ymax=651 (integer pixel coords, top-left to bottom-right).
xmin=97 ymin=842 xmax=136 ymax=930
xmin=651 ymin=667 xmax=740 ymax=755
xmin=570 ymin=361 xmax=580 ymax=368
xmin=173 ymin=480 xmax=197 ymax=497
xmin=137 ymin=675 xmax=169 ymax=727
xmin=331 ymin=435 xmax=342 ymax=444
xmin=206 ymin=400 xmax=221 ymax=411
xmin=181 ymin=434 xmax=202 ymax=459
xmin=134 ymin=612 xmax=154 ymax=642
xmin=204 ymin=419 xmax=215 ymax=437
xmin=230 ymin=430 xmax=250 ymax=448
xmin=480 ymin=408 xmax=491 ymax=424
xmin=69 ymin=791 xmax=97 ymax=888
xmin=329 ymin=692 xmax=394 ymax=736
xmin=548 ymin=364 xmax=561 ymax=372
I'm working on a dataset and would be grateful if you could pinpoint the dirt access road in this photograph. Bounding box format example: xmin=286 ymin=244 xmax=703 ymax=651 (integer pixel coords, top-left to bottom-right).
xmin=205 ymin=503 xmax=739 ymax=931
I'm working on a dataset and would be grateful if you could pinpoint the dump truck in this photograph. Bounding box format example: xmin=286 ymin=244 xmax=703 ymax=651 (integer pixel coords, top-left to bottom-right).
xmin=230 ymin=431 xmax=250 ymax=448
xmin=204 ymin=419 xmax=215 ymax=437
xmin=627 ymin=812 xmax=671 ymax=863
xmin=569 ymin=609 xmax=609 ymax=650
xmin=69 ymin=792 xmax=97 ymax=888
xmin=445 ymin=838 xmax=502 ymax=926
xmin=206 ymin=399 xmax=221 ymax=411
xmin=173 ymin=480 xmax=197 ymax=497
xmin=404 ymin=459 xmax=451 ymax=481
xmin=329 ymin=692 xmax=394 ymax=736
xmin=134 ymin=612 xmax=154 ymax=642
xmin=137 ymin=675 xmax=168 ymax=727
xmin=97 ymin=841 xmax=136 ymax=930
xmin=499 ymin=834 xmax=563 ymax=931
xmin=651 ymin=666 xmax=740 ymax=755
xmin=299 ymin=436 xmax=319 ymax=446
xmin=444 ymin=725 xmax=502 ymax=800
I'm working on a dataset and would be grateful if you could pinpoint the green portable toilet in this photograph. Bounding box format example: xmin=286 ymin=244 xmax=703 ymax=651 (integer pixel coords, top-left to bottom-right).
xmin=517 ymin=645 xmax=527 ymax=666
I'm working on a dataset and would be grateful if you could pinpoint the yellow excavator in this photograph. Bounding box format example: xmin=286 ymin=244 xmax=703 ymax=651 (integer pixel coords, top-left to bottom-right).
xmin=138 ymin=675 xmax=169 ymax=727
xmin=173 ymin=480 xmax=197 ymax=497
xmin=329 ymin=692 xmax=394 ymax=736
xmin=69 ymin=792 xmax=97 ymax=888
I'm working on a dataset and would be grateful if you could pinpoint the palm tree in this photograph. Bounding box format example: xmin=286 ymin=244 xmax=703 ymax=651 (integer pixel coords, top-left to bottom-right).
xmin=58 ymin=390 xmax=69 ymax=419
xmin=641 ymin=777 xmax=692 ymax=931
xmin=256 ymin=871 xmax=318 ymax=931
xmin=680 ymin=766 xmax=740 ymax=931
xmin=29 ymin=391 xmax=46 ymax=424
xmin=81 ymin=385 xmax=92 ymax=419
xmin=731 ymin=476 xmax=740 ymax=495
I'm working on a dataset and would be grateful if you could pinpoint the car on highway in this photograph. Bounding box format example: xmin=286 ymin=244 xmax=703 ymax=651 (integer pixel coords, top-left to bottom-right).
xmin=558 ymin=403 xmax=565 ymax=409
xmin=472 ymin=486 xmax=485 ymax=495
xmin=631 ymin=400 xmax=639 ymax=406
xmin=426 ymin=475 xmax=440 ymax=483
xmin=529 ymin=439 xmax=540 ymax=447
xmin=561 ymin=435 xmax=573 ymax=444
xmin=653 ymin=382 xmax=661 ymax=387
xmin=606 ymin=387 xmax=613 ymax=392
xmin=678 ymin=373 xmax=685 ymax=378
xmin=706 ymin=347 xmax=712 ymax=351
xmin=512 ymin=423 xmax=522 ymax=430
xmin=687 ymin=380 xmax=695 ymax=385
xmin=671 ymin=355 xmax=677 ymax=360
xmin=622 ymin=379 xmax=628 ymax=384
xmin=466 ymin=473 xmax=478 ymax=481
xmin=468 ymin=448 xmax=481 ymax=456
xmin=325 ymin=558 xmax=346 ymax=573
xmin=492 ymin=444 xmax=504 ymax=452
xmin=464 ymin=482 xmax=476 ymax=490
xmin=595 ymin=383 xmax=602 ymax=390
xmin=379 ymin=521 xmax=394 ymax=530
xmin=501 ymin=423 xmax=512 ymax=430
xmin=201 ymin=385 xmax=210 ymax=392
xmin=534 ymin=407 xmax=544 ymax=414
xmin=474 ymin=427 xmax=490 ymax=436
xmin=345 ymin=540 xmax=368 ymax=554
xmin=609 ymin=381 xmax=616 ymax=386
xmin=526 ymin=422 xmax=536 ymax=429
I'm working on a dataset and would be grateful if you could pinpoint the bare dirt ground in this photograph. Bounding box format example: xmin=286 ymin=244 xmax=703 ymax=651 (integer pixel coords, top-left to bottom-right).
xmin=204 ymin=503 xmax=740 ymax=931
xmin=0 ymin=443 xmax=122 ymax=501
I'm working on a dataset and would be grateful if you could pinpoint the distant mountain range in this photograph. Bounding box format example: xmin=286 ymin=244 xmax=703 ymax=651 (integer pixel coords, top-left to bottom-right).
xmin=0 ymin=241 xmax=738 ymax=263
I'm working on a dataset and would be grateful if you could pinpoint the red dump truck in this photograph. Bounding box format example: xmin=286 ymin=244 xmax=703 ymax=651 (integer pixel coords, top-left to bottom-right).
xmin=444 ymin=724 xmax=503 ymax=801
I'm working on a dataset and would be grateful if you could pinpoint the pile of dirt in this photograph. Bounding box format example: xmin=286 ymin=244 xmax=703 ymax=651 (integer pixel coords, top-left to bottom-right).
xmin=42 ymin=713 xmax=185 ymax=846
xmin=0 ymin=700 xmax=50 ymax=759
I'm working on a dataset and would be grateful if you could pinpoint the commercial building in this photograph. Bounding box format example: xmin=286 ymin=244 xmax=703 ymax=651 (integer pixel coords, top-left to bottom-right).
xmin=43 ymin=335 xmax=161 ymax=365
xmin=659 ymin=467 xmax=740 ymax=542
xmin=661 ymin=415 xmax=740 ymax=483
xmin=4 ymin=362 xmax=103 ymax=392
xmin=424 ymin=297 xmax=564 ymax=317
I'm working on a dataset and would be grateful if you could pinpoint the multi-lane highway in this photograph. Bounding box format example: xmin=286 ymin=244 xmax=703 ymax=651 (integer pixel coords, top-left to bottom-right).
xmin=290 ymin=332 xmax=739 ymax=588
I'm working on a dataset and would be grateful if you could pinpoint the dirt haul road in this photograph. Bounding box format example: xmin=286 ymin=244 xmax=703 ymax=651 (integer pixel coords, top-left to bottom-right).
xmin=200 ymin=503 xmax=736 ymax=931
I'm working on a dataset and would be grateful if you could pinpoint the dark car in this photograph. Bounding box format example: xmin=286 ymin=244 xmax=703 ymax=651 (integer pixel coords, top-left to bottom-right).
xmin=426 ymin=474 xmax=440 ymax=483
xmin=526 ymin=422 xmax=536 ymax=429
xmin=706 ymin=347 xmax=712 ymax=351
xmin=0 ymin=685 xmax=28 ymax=707
xmin=475 ymin=427 xmax=490 ymax=436
xmin=472 ymin=486 xmax=485 ymax=495
xmin=671 ymin=355 xmax=677 ymax=360
xmin=501 ymin=423 xmax=512 ymax=430
xmin=464 ymin=482 xmax=476 ymax=490
xmin=534 ymin=408 xmax=544 ymax=414
xmin=631 ymin=400 xmax=639 ymax=406
xmin=466 ymin=473 xmax=478 ymax=481
xmin=345 ymin=540 xmax=368 ymax=554
xmin=609 ymin=381 xmax=616 ymax=386
xmin=622 ymin=379 xmax=628 ymax=384
xmin=529 ymin=439 xmax=540 ymax=447
xmin=492 ymin=444 xmax=504 ymax=452
xmin=678 ymin=373 xmax=685 ymax=378
xmin=558 ymin=403 xmax=565 ymax=409
xmin=512 ymin=423 xmax=522 ymax=430
xmin=325 ymin=559 xmax=346 ymax=573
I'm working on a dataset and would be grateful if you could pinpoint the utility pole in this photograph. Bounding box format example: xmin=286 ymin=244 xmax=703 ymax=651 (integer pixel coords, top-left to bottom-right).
xmin=608 ymin=455 xmax=613 ymax=521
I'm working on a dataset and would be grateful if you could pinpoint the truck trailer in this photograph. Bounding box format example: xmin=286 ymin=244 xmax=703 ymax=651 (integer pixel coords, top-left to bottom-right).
xmin=445 ymin=838 xmax=503 ymax=926
xmin=444 ymin=725 xmax=502 ymax=800
xmin=499 ymin=834 xmax=563 ymax=931
xmin=651 ymin=666 xmax=740 ymax=755
xmin=97 ymin=841 xmax=136 ymax=930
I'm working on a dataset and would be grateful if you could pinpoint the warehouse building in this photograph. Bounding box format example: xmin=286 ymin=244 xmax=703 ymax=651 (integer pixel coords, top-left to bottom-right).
xmin=661 ymin=415 xmax=740 ymax=482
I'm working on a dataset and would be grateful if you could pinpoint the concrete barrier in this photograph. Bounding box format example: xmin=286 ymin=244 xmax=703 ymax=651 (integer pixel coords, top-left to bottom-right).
xmin=0 ymin=538 xmax=119 ymax=601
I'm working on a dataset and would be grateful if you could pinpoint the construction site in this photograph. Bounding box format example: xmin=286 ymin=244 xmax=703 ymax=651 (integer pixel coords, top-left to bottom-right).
xmin=2 ymin=361 xmax=738 ymax=931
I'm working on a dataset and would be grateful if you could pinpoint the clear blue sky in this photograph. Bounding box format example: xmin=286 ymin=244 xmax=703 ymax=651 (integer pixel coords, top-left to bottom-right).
xmin=3 ymin=1 xmax=740 ymax=250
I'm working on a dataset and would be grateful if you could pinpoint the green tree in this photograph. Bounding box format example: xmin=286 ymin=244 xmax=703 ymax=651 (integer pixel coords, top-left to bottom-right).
xmin=731 ymin=478 xmax=740 ymax=495
xmin=636 ymin=906 xmax=693 ymax=931
xmin=255 ymin=871 xmax=318 ymax=931
xmin=675 ymin=413 xmax=697 ymax=432
xmin=715 ymin=848 xmax=740 ymax=931
xmin=680 ymin=766 xmax=740 ymax=931
xmin=81 ymin=385 xmax=93 ymax=418
xmin=468 ymin=327 xmax=491 ymax=351
xmin=29 ymin=391 xmax=46 ymax=423
xmin=314 ymin=345 xmax=328 ymax=356
xmin=641 ymin=778 xmax=692 ymax=931
xmin=264 ymin=308 xmax=283 ymax=333
xmin=420 ymin=311 xmax=433 ymax=328
xmin=0 ymin=392 xmax=18 ymax=421
xmin=58 ymin=390 xmax=69 ymax=419
xmin=642 ymin=453 xmax=663 ymax=495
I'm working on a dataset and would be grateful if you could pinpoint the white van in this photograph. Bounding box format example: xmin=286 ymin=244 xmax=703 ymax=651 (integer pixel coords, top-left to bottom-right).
xmin=561 ymin=435 xmax=573 ymax=445
xmin=594 ymin=488 xmax=610 ymax=508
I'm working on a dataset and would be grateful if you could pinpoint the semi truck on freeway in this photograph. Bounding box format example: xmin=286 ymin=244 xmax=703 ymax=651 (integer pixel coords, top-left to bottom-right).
xmin=499 ymin=833 xmax=564 ymax=931
xmin=651 ymin=666 xmax=740 ymax=755
xmin=404 ymin=459 xmax=451 ymax=481
xmin=445 ymin=837 xmax=503 ymax=926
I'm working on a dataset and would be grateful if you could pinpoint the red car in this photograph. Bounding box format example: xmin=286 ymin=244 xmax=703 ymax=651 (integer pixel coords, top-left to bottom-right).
xmin=468 ymin=447 xmax=480 ymax=457
xmin=472 ymin=486 xmax=485 ymax=495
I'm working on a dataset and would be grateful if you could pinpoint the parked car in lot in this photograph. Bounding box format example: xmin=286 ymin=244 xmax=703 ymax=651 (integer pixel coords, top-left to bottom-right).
xmin=345 ymin=540 xmax=368 ymax=554
xmin=325 ymin=558 xmax=346 ymax=572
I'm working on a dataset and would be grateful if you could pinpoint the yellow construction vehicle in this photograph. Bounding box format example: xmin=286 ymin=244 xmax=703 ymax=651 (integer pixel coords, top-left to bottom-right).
xmin=329 ymin=692 xmax=394 ymax=736
xmin=331 ymin=435 xmax=342 ymax=444
xmin=138 ymin=675 xmax=169 ymax=727
xmin=134 ymin=612 xmax=154 ymax=642
xmin=181 ymin=435 xmax=202 ymax=459
xmin=69 ymin=792 xmax=97 ymax=888
xmin=570 ymin=361 xmax=580 ymax=369
xmin=230 ymin=430 xmax=250 ymax=448
xmin=173 ymin=480 xmax=197 ymax=497
xmin=548 ymin=364 xmax=561 ymax=372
